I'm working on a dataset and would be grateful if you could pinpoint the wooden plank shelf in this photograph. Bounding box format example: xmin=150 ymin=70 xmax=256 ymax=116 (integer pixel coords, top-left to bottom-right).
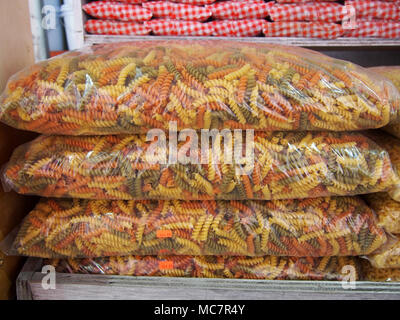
xmin=17 ymin=258 xmax=400 ymax=300
xmin=84 ymin=35 xmax=400 ymax=47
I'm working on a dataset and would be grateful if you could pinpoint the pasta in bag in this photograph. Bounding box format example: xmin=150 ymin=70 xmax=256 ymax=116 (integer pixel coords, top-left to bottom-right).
xmin=1 ymin=41 xmax=399 ymax=135
xmin=46 ymin=255 xmax=361 ymax=281
xmin=370 ymin=67 xmax=400 ymax=92
xmin=3 ymin=132 xmax=398 ymax=200
xmin=364 ymin=130 xmax=400 ymax=201
xmin=369 ymin=67 xmax=400 ymax=139
xmin=361 ymin=259 xmax=400 ymax=282
xmin=364 ymin=193 xmax=400 ymax=234
xmin=367 ymin=236 xmax=400 ymax=269
xmin=10 ymin=197 xmax=387 ymax=258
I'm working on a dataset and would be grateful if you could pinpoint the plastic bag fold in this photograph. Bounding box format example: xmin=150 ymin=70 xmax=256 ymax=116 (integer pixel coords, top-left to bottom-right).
xmin=369 ymin=67 xmax=400 ymax=139
xmin=367 ymin=235 xmax=400 ymax=269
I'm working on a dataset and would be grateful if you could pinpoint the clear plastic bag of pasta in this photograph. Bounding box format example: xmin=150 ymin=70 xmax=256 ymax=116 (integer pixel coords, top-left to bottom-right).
xmin=45 ymin=255 xmax=361 ymax=281
xmin=2 ymin=132 xmax=399 ymax=200
xmin=361 ymin=259 xmax=400 ymax=282
xmin=6 ymin=197 xmax=387 ymax=258
xmin=364 ymin=130 xmax=400 ymax=201
xmin=366 ymin=235 xmax=400 ymax=269
xmin=363 ymin=193 xmax=400 ymax=234
xmin=1 ymin=41 xmax=399 ymax=135
xmin=369 ymin=66 xmax=400 ymax=139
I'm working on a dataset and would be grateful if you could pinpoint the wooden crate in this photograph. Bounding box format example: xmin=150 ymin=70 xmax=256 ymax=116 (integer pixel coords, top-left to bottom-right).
xmin=17 ymin=258 xmax=400 ymax=300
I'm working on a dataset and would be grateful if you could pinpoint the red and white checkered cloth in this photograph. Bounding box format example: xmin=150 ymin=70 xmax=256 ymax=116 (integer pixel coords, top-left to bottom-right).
xmin=142 ymin=1 xmax=174 ymax=18
xmin=237 ymin=1 xmax=275 ymax=19
xmin=83 ymin=1 xmax=115 ymax=19
xmin=207 ymin=1 xmax=236 ymax=20
xmin=144 ymin=19 xmax=174 ymax=35
xmin=343 ymin=20 xmax=400 ymax=38
xmin=270 ymin=3 xmax=346 ymax=22
xmin=85 ymin=19 xmax=151 ymax=35
xmin=228 ymin=0 xmax=265 ymax=2
xmin=144 ymin=19 xmax=214 ymax=35
xmin=263 ymin=21 xmax=344 ymax=39
xmin=83 ymin=1 xmax=152 ymax=22
xmin=86 ymin=19 xmax=113 ymax=34
xmin=171 ymin=3 xmax=212 ymax=21
xmin=207 ymin=1 xmax=274 ymax=20
xmin=174 ymin=20 xmax=214 ymax=35
xmin=170 ymin=0 xmax=216 ymax=4
xmin=211 ymin=19 xmax=264 ymax=36
xmin=142 ymin=1 xmax=212 ymax=21
xmin=275 ymin=0 xmax=338 ymax=3
xmin=110 ymin=0 xmax=148 ymax=3
xmin=345 ymin=0 xmax=400 ymax=20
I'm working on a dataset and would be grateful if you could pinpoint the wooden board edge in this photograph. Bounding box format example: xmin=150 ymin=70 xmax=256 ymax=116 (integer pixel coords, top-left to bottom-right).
xmin=19 ymin=258 xmax=400 ymax=300
xmin=16 ymin=258 xmax=42 ymax=300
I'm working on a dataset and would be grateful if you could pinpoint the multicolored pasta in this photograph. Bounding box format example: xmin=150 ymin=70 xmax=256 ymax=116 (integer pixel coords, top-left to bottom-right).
xmin=363 ymin=193 xmax=400 ymax=235
xmin=369 ymin=67 xmax=400 ymax=92
xmin=45 ymin=255 xmax=361 ymax=281
xmin=11 ymin=197 xmax=387 ymax=258
xmin=1 ymin=41 xmax=399 ymax=135
xmin=364 ymin=130 xmax=400 ymax=201
xmin=3 ymin=132 xmax=398 ymax=200
xmin=367 ymin=236 xmax=400 ymax=269
xmin=361 ymin=259 xmax=400 ymax=282
xmin=369 ymin=66 xmax=400 ymax=139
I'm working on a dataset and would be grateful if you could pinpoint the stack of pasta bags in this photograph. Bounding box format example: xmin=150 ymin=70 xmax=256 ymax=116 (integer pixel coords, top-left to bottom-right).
xmin=1 ymin=41 xmax=400 ymax=282
xmin=359 ymin=66 xmax=400 ymax=282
